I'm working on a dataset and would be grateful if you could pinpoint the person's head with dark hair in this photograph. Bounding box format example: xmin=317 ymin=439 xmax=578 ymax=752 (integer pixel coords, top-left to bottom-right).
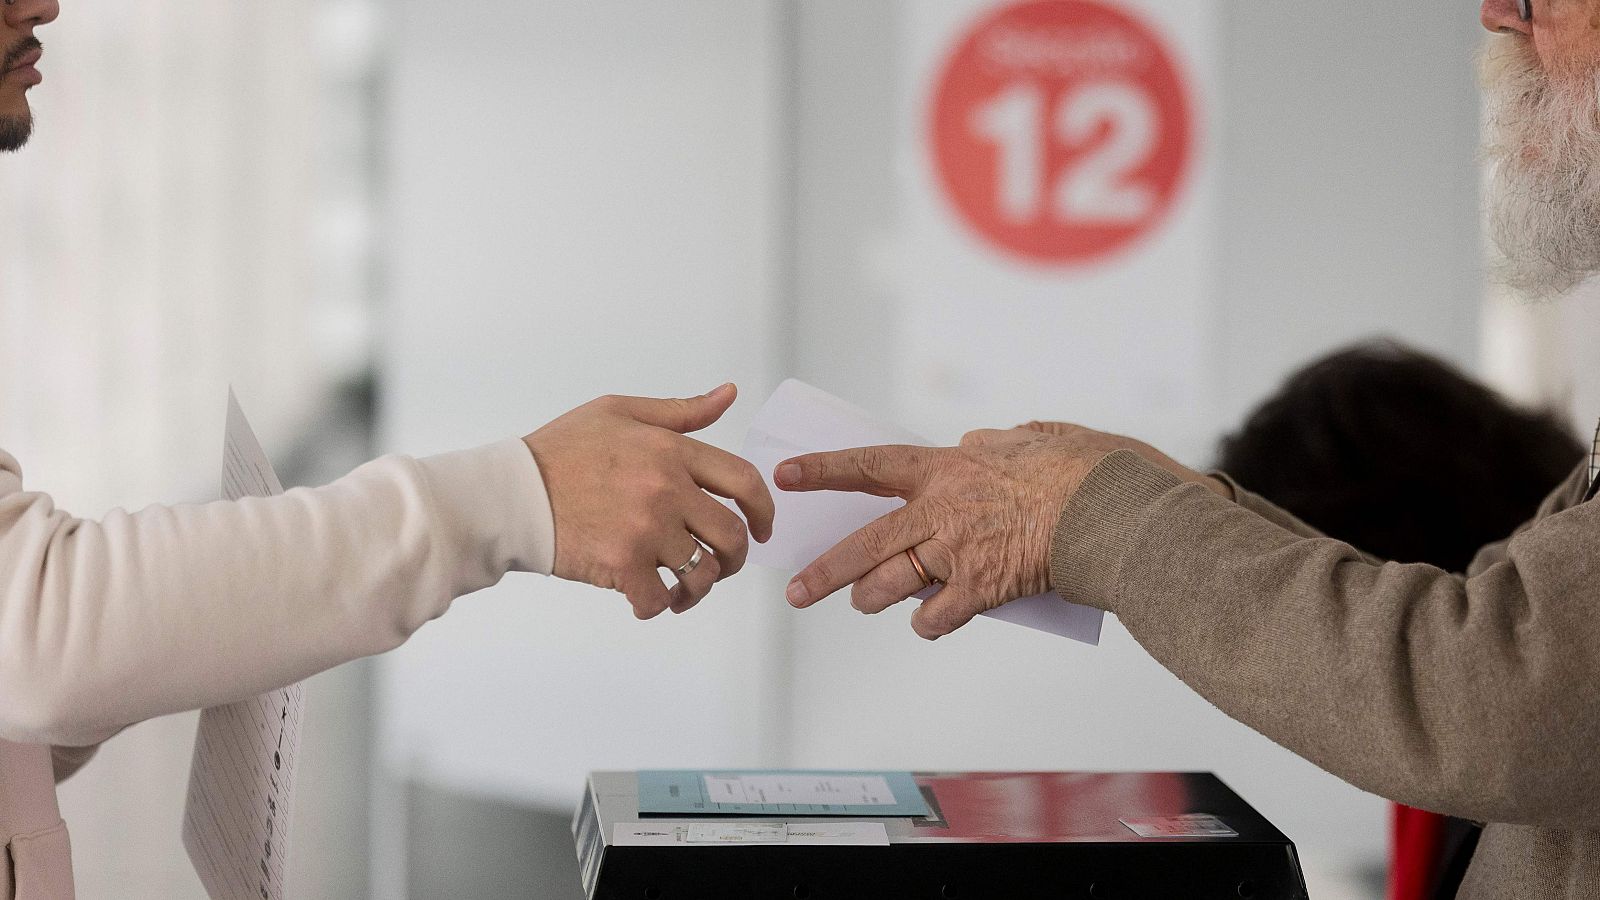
xmin=1217 ymin=340 xmax=1584 ymax=574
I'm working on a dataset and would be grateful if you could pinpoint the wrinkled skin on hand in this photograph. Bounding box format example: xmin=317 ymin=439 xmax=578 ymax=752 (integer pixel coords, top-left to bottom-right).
xmin=525 ymin=385 xmax=774 ymax=620
xmin=1014 ymin=421 xmax=1232 ymax=500
xmin=777 ymin=423 xmax=1226 ymax=640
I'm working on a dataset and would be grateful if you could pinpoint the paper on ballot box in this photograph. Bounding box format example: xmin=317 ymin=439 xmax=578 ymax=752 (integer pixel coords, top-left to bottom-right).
xmin=743 ymin=379 xmax=1103 ymax=645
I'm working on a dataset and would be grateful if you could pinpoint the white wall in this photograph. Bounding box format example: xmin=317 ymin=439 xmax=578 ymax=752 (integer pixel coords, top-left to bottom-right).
xmin=1215 ymin=1 xmax=1484 ymax=419
xmin=377 ymin=0 xmax=787 ymax=811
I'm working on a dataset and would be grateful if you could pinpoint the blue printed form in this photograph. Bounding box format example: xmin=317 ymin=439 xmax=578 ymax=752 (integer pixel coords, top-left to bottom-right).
xmin=638 ymin=770 xmax=932 ymax=817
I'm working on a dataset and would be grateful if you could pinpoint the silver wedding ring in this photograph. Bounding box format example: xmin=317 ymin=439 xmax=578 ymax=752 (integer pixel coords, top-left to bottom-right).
xmin=674 ymin=544 xmax=705 ymax=578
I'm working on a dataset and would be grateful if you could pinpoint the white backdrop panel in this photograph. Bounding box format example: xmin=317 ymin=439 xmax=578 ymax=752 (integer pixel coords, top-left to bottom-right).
xmin=377 ymin=0 xmax=784 ymax=808
xmin=890 ymin=0 xmax=1219 ymax=461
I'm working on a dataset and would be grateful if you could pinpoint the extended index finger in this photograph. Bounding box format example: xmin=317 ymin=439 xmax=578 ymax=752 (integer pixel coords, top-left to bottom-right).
xmin=773 ymin=445 xmax=937 ymax=498
xmin=786 ymin=504 xmax=934 ymax=609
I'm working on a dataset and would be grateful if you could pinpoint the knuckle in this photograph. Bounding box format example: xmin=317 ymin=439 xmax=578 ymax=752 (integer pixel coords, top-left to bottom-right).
xmin=638 ymin=428 xmax=677 ymax=457
xmin=922 ymin=537 xmax=957 ymax=573
xmin=623 ymin=512 xmax=657 ymax=545
xmin=719 ymin=529 xmax=749 ymax=565
xmin=726 ymin=517 xmax=751 ymax=548
xmin=603 ymin=542 xmax=639 ymax=574
xmin=856 ymin=446 xmax=892 ymax=481
xmin=857 ymin=529 xmax=892 ymax=562
xmin=636 ymin=469 xmax=676 ymax=503
xmin=738 ymin=460 xmax=768 ymax=496
xmin=665 ymin=397 xmax=693 ymax=421
xmin=850 ymin=582 xmax=882 ymax=614
xmin=700 ymin=554 xmax=724 ymax=583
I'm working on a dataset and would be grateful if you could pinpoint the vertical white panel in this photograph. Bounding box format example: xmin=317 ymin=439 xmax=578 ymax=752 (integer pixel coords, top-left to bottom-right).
xmin=377 ymin=0 xmax=784 ymax=807
xmin=891 ymin=0 xmax=1219 ymax=462
xmin=786 ymin=0 xmax=1227 ymax=760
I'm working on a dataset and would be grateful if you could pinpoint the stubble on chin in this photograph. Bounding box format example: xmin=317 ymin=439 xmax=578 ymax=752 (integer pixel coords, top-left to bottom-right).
xmin=0 ymin=113 xmax=30 ymax=153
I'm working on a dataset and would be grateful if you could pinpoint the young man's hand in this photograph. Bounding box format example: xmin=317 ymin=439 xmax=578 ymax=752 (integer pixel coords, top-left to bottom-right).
xmin=524 ymin=384 xmax=774 ymax=619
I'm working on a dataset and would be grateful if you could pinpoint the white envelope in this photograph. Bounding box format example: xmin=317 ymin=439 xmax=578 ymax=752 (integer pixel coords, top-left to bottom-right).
xmin=744 ymin=379 xmax=1103 ymax=645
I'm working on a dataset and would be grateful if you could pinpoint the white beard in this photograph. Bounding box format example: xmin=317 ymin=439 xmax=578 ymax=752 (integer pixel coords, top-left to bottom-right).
xmin=1483 ymin=37 xmax=1600 ymax=300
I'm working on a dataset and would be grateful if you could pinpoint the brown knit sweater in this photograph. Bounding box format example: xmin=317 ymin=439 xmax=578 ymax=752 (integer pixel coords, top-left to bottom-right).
xmin=1052 ymin=450 xmax=1600 ymax=900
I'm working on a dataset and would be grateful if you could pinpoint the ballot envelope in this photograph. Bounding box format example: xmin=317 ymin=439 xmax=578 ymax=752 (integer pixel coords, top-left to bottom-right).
xmin=573 ymin=770 xmax=1309 ymax=899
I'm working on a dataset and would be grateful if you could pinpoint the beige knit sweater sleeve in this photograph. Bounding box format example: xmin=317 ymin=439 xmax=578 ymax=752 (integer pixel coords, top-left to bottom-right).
xmin=1052 ymin=450 xmax=1600 ymax=828
xmin=0 ymin=438 xmax=555 ymax=748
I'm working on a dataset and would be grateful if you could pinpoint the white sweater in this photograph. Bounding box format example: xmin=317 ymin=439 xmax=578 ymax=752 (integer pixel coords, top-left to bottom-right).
xmin=0 ymin=437 xmax=555 ymax=898
xmin=0 ymin=437 xmax=556 ymax=748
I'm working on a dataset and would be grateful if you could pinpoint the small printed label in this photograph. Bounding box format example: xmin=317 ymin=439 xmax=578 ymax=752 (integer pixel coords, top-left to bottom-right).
xmin=784 ymin=823 xmax=891 ymax=846
xmin=1119 ymin=814 xmax=1238 ymax=839
xmin=613 ymin=821 xmax=889 ymax=847
xmin=687 ymin=824 xmax=788 ymax=844
xmin=703 ymin=774 xmax=899 ymax=807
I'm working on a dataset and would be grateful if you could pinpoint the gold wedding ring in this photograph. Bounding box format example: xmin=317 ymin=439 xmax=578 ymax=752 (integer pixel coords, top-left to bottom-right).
xmin=674 ymin=544 xmax=705 ymax=578
xmin=906 ymin=547 xmax=937 ymax=589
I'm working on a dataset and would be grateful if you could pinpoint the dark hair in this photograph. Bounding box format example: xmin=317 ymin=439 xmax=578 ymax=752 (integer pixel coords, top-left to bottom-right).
xmin=1216 ymin=340 xmax=1584 ymax=573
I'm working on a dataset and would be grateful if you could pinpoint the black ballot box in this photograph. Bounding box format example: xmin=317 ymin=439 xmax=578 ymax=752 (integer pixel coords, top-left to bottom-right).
xmin=572 ymin=771 xmax=1309 ymax=900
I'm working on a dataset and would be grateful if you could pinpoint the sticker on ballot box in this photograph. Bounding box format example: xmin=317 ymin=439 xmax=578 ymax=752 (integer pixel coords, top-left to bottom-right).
xmin=639 ymin=769 xmax=932 ymax=817
xmin=689 ymin=823 xmax=788 ymax=844
xmin=613 ymin=822 xmax=889 ymax=847
xmin=1119 ymin=814 xmax=1237 ymax=839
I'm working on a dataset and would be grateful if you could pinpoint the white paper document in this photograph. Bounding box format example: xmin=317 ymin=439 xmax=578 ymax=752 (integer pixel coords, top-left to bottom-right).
xmin=182 ymin=390 xmax=307 ymax=900
xmin=744 ymin=379 xmax=1104 ymax=645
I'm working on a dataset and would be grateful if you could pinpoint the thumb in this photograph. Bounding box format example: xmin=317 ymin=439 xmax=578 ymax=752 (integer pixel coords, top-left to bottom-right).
xmin=1018 ymin=421 xmax=1069 ymax=436
xmin=959 ymin=428 xmax=1011 ymax=448
xmin=616 ymin=383 xmax=737 ymax=434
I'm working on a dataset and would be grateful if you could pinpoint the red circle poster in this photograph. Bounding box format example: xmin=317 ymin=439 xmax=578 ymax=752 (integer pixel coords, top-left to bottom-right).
xmin=930 ymin=0 xmax=1195 ymax=266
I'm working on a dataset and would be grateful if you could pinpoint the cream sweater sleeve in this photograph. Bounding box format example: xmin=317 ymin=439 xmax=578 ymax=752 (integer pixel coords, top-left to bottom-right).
xmin=0 ymin=438 xmax=555 ymax=747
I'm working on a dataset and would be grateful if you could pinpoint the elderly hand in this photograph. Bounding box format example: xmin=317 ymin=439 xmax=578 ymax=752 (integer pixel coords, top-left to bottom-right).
xmin=524 ymin=384 xmax=774 ymax=620
xmin=775 ymin=423 xmax=1227 ymax=640
xmin=1016 ymin=421 xmax=1233 ymax=500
